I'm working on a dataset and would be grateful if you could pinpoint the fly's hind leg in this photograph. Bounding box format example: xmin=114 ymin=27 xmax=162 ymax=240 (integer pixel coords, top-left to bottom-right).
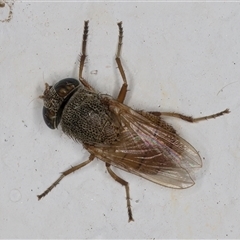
xmin=106 ymin=163 xmax=134 ymax=222
xmin=37 ymin=154 xmax=95 ymax=200
xmin=137 ymin=110 xmax=177 ymax=134
xmin=116 ymin=22 xmax=128 ymax=103
xmin=78 ymin=20 xmax=95 ymax=91
xmin=149 ymin=108 xmax=230 ymax=123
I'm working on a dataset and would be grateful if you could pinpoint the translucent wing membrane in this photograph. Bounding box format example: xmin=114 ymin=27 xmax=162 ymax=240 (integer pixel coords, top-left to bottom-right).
xmin=86 ymin=99 xmax=202 ymax=189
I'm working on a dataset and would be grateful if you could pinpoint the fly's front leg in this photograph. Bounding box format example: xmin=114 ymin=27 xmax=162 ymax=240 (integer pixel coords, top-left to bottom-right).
xmin=149 ymin=108 xmax=230 ymax=123
xmin=78 ymin=20 xmax=95 ymax=91
xmin=37 ymin=154 xmax=95 ymax=200
xmin=79 ymin=20 xmax=88 ymax=79
xmin=116 ymin=22 xmax=128 ymax=103
xmin=105 ymin=163 xmax=134 ymax=222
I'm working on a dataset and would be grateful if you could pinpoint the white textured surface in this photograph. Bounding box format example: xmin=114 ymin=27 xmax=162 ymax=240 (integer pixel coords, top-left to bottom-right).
xmin=1 ymin=2 xmax=240 ymax=238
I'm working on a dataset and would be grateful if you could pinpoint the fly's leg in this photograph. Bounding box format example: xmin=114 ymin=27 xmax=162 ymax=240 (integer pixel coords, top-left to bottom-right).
xmin=137 ymin=110 xmax=177 ymax=134
xmin=149 ymin=108 xmax=230 ymax=123
xmin=106 ymin=163 xmax=134 ymax=222
xmin=116 ymin=22 xmax=128 ymax=104
xmin=105 ymin=22 xmax=132 ymax=222
xmin=79 ymin=20 xmax=88 ymax=79
xmin=37 ymin=154 xmax=95 ymax=200
xmin=78 ymin=20 xmax=95 ymax=91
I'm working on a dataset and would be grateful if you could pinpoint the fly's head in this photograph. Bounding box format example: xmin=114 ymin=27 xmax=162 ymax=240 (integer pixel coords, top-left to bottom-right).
xmin=40 ymin=78 xmax=80 ymax=129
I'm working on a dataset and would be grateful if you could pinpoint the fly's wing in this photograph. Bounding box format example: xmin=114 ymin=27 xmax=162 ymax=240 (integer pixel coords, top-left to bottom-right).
xmin=86 ymin=100 xmax=202 ymax=189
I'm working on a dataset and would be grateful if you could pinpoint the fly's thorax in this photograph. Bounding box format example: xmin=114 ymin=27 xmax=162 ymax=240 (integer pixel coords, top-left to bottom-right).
xmin=61 ymin=88 xmax=120 ymax=145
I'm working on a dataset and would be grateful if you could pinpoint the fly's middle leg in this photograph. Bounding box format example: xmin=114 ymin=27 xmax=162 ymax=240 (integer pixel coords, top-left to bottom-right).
xmin=105 ymin=163 xmax=134 ymax=222
xmin=116 ymin=22 xmax=128 ymax=104
xmin=104 ymin=22 xmax=132 ymax=222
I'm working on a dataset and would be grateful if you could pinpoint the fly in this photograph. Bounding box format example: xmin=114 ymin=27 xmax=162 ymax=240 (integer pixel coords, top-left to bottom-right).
xmin=38 ymin=21 xmax=230 ymax=222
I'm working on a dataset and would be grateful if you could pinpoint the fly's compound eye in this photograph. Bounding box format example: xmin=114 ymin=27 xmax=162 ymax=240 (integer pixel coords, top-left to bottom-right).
xmin=43 ymin=107 xmax=57 ymax=129
xmin=54 ymin=78 xmax=80 ymax=98
xmin=42 ymin=78 xmax=80 ymax=129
